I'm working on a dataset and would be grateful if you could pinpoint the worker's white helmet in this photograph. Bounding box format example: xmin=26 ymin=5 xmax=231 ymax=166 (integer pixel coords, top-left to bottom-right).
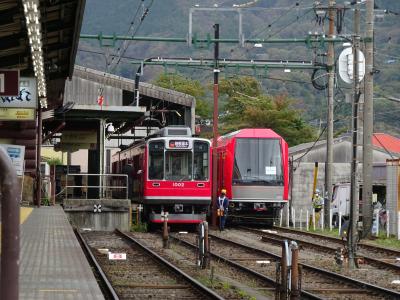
xmin=315 ymin=189 xmax=320 ymax=194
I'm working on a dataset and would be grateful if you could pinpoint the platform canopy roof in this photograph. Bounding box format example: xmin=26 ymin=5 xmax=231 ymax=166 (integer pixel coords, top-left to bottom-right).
xmin=0 ymin=0 xmax=85 ymax=108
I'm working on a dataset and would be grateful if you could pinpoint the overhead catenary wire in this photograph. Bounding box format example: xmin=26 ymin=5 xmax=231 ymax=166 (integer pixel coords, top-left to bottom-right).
xmin=109 ymin=0 xmax=154 ymax=73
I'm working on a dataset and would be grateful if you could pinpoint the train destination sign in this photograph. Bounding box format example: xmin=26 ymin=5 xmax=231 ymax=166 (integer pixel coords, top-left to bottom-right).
xmin=169 ymin=140 xmax=189 ymax=149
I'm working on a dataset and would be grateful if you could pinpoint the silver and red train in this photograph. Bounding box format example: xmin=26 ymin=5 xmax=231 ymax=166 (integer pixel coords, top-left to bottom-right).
xmin=112 ymin=126 xmax=289 ymax=226
xmin=216 ymin=128 xmax=289 ymax=225
xmin=112 ymin=127 xmax=212 ymax=224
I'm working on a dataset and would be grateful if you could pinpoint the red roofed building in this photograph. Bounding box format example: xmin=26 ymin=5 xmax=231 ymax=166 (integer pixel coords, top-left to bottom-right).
xmin=372 ymin=133 xmax=400 ymax=154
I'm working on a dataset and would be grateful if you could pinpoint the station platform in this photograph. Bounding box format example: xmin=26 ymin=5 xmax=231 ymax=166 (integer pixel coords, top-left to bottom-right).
xmin=19 ymin=206 xmax=104 ymax=300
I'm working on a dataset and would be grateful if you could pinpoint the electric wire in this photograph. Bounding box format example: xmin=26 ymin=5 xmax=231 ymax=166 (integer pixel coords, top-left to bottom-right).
xmin=249 ymin=1 xmax=306 ymax=39
xmin=110 ymin=0 xmax=154 ymax=72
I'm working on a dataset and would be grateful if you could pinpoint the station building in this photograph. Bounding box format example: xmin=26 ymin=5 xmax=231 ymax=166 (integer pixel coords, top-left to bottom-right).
xmin=289 ymin=133 xmax=400 ymax=234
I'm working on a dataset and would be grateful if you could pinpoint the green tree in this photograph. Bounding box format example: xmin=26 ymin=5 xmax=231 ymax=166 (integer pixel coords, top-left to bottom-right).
xmin=153 ymin=73 xmax=211 ymax=118
xmin=220 ymin=76 xmax=316 ymax=146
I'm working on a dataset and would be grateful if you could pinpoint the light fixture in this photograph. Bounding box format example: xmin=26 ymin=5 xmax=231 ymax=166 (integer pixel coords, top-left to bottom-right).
xmin=23 ymin=0 xmax=47 ymax=107
xmin=107 ymin=124 xmax=115 ymax=133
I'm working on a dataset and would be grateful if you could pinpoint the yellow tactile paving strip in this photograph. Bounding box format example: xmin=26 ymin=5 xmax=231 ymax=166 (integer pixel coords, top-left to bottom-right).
xmin=0 ymin=207 xmax=33 ymax=249
xmin=20 ymin=207 xmax=33 ymax=224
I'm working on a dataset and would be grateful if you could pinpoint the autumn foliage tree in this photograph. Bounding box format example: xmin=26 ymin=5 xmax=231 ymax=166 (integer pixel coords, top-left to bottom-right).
xmin=154 ymin=73 xmax=316 ymax=146
xmin=154 ymin=73 xmax=211 ymax=118
xmin=220 ymin=76 xmax=316 ymax=146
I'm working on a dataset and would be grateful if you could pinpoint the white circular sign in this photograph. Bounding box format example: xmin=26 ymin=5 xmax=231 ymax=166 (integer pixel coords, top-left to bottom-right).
xmin=338 ymin=47 xmax=365 ymax=84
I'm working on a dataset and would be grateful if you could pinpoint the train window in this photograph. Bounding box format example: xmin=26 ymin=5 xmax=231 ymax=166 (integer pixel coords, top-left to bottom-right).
xmin=193 ymin=141 xmax=209 ymax=181
xmin=149 ymin=141 xmax=164 ymax=180
xmin=165 ymin=150 xmax=192 ymax=181
xmin=233 ymin=138 xmax=283 ymax=186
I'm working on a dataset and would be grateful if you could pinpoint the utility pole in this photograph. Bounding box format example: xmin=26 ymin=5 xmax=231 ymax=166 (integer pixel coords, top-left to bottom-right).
xmin=362 ymin=0 xmax=374 ymax=239
xmin=325 ymin=0 xmax=336 ymax=229
xmin=349 ymin=4 xmax=361 ymax=269
xmin=211 ymin=24 xmax=220 ymax=228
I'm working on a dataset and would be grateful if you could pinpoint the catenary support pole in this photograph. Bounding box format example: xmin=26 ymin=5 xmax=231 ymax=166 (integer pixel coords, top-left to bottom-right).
xmin=325 ymin=0 xmax=335 ymax=231
xmin=0 ymin=148 xmax=20 ymax=299
xmin=211 ymin=24 xmax=220 ymax=228
xmin=290 ymin=242 xmax=300 ymax=300
xmin=348 ymin=5 xmax=361 ymax=269
xmin=35 ymin=104 xmax=42 ymax=206
xmin=280 ymin=241 xmax=289 ymax=299
xmin=362 ymin=0 xmax=375 ymax=239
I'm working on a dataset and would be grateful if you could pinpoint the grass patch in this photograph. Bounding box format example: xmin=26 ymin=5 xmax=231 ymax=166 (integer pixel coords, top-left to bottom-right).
xmin=364 ymin=232 xmax=400 ymax=249
xmin=197 ymin=274 xmax=258 ymax=300
xmin=130 ymin=222 xmax=147 ymax=232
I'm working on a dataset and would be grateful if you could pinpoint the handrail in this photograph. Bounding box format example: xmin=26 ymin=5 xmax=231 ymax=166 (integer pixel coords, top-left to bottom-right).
xmin=65 ymin=173 xmax=128 ymax=200
xmin=0 ymin=147 xmax=19 ymax=299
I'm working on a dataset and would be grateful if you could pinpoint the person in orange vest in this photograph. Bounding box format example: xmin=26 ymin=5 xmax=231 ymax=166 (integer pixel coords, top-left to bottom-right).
xmin=217 ymin=189 xmax=229 ymax=231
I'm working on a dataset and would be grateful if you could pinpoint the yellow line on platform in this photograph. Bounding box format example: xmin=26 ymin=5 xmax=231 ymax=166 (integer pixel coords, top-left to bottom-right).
xmin=0 ymin=207 xmax=33 ymax=250
xmin=20 ymin=207 xmax=33 ymax=224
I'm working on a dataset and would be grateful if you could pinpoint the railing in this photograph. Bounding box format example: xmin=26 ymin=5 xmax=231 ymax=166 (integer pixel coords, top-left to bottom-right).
xmin=65 ymin=173 xmax=128 ymax=200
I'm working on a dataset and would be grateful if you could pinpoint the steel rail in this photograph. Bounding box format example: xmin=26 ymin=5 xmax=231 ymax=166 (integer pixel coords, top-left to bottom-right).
xmin=271 ymin=226 xmax=400 ymax=256
xmin=170 ymin=235 xmax=322 ymax=300
xmin=115 ymin=229 xmax=224 ymax=300
xmin=75 ymin=230 xmax=120 ymax=300
xmin=209 ymin=233 xmax=400 ymax=299
xmin=240 ymin=227 xmax=400 ymax=272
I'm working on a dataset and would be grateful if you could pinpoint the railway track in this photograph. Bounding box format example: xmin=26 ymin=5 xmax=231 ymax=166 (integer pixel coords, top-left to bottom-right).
xmin=173 ymin=232 xmax=400 ymax=299
xmin=272 ymin=226 xmax=400 ymax=258
xmin=170 ymin=234 xmax=323 ymax=300
xmin=77 ymin=229 xmax=223 ymax=300
xmin=241 ymin=226 xmax=400 ymax=272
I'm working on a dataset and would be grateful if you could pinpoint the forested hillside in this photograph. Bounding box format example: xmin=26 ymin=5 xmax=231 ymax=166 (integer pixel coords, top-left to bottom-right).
xmin=77 ymin=0 xmax=400 ymax=137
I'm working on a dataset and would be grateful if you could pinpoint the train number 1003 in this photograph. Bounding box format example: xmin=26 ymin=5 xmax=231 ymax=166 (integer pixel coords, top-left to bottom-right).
xmin=172 ymin=182 xmax=185 ymax=187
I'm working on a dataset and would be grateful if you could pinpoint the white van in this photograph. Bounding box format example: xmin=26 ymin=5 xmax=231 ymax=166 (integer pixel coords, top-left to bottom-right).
xmin=331 ymin=183 xmax=351 ymax=226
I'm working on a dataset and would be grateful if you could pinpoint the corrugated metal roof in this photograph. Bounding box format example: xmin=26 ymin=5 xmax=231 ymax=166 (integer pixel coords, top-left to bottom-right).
xmin=70 ymin=65 xmax=195 ymax=107
xmin=372 ymin=133 xmax=400 ymax=154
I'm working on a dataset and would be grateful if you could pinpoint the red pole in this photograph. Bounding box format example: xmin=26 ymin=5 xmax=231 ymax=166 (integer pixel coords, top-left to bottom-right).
xmin=211 ymin=24 xmax=220 ymax=228
xmin=0 ymin=148 xmax=20 ymax=299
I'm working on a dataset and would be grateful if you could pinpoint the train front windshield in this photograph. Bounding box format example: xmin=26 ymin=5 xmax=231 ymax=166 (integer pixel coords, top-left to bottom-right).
xmin=233 ymin=138 xmax=283 ymax=185
xmin=148 ymin=140 xmax=209 ymax=181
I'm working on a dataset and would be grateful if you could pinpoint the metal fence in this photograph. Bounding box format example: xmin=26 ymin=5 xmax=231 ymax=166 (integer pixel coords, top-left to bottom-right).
xmin=65 ymin=173 xmax=128 ymax=200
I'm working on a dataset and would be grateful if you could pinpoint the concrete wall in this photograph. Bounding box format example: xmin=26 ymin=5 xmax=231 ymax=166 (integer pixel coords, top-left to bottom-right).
xmin=63 ymin=199 xmax=131 ymax=231
xmin=291 ymin=162 xmax=362 ymax=213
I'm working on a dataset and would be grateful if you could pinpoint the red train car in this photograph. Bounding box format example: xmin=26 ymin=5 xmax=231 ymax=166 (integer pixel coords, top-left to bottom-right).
xmin=112 ymin=127 xmax=212 ymax=225
xmin=216 ymin=128 xmax=289 ymax=225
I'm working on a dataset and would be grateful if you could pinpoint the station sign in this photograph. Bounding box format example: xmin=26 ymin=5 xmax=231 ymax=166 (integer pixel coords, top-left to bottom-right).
xmin=0 ymin=77 xmax=37 ymax=108
xmin=54 ymin=142 xmax=96 ymax=152
xmin=0 ymin=70 xmax=19 ymax=97
xmin=61 ymin=131 xmax=97 ymax=144
xmin=0 ymin=108 xmax=35 ymax=121
xmin=0 ymin=144 xmax=25 ymax=176
xmin=55 ymin=165 xmax=81 ymax=175
xmin=108 ymin=252 xmax=126 ymax=260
